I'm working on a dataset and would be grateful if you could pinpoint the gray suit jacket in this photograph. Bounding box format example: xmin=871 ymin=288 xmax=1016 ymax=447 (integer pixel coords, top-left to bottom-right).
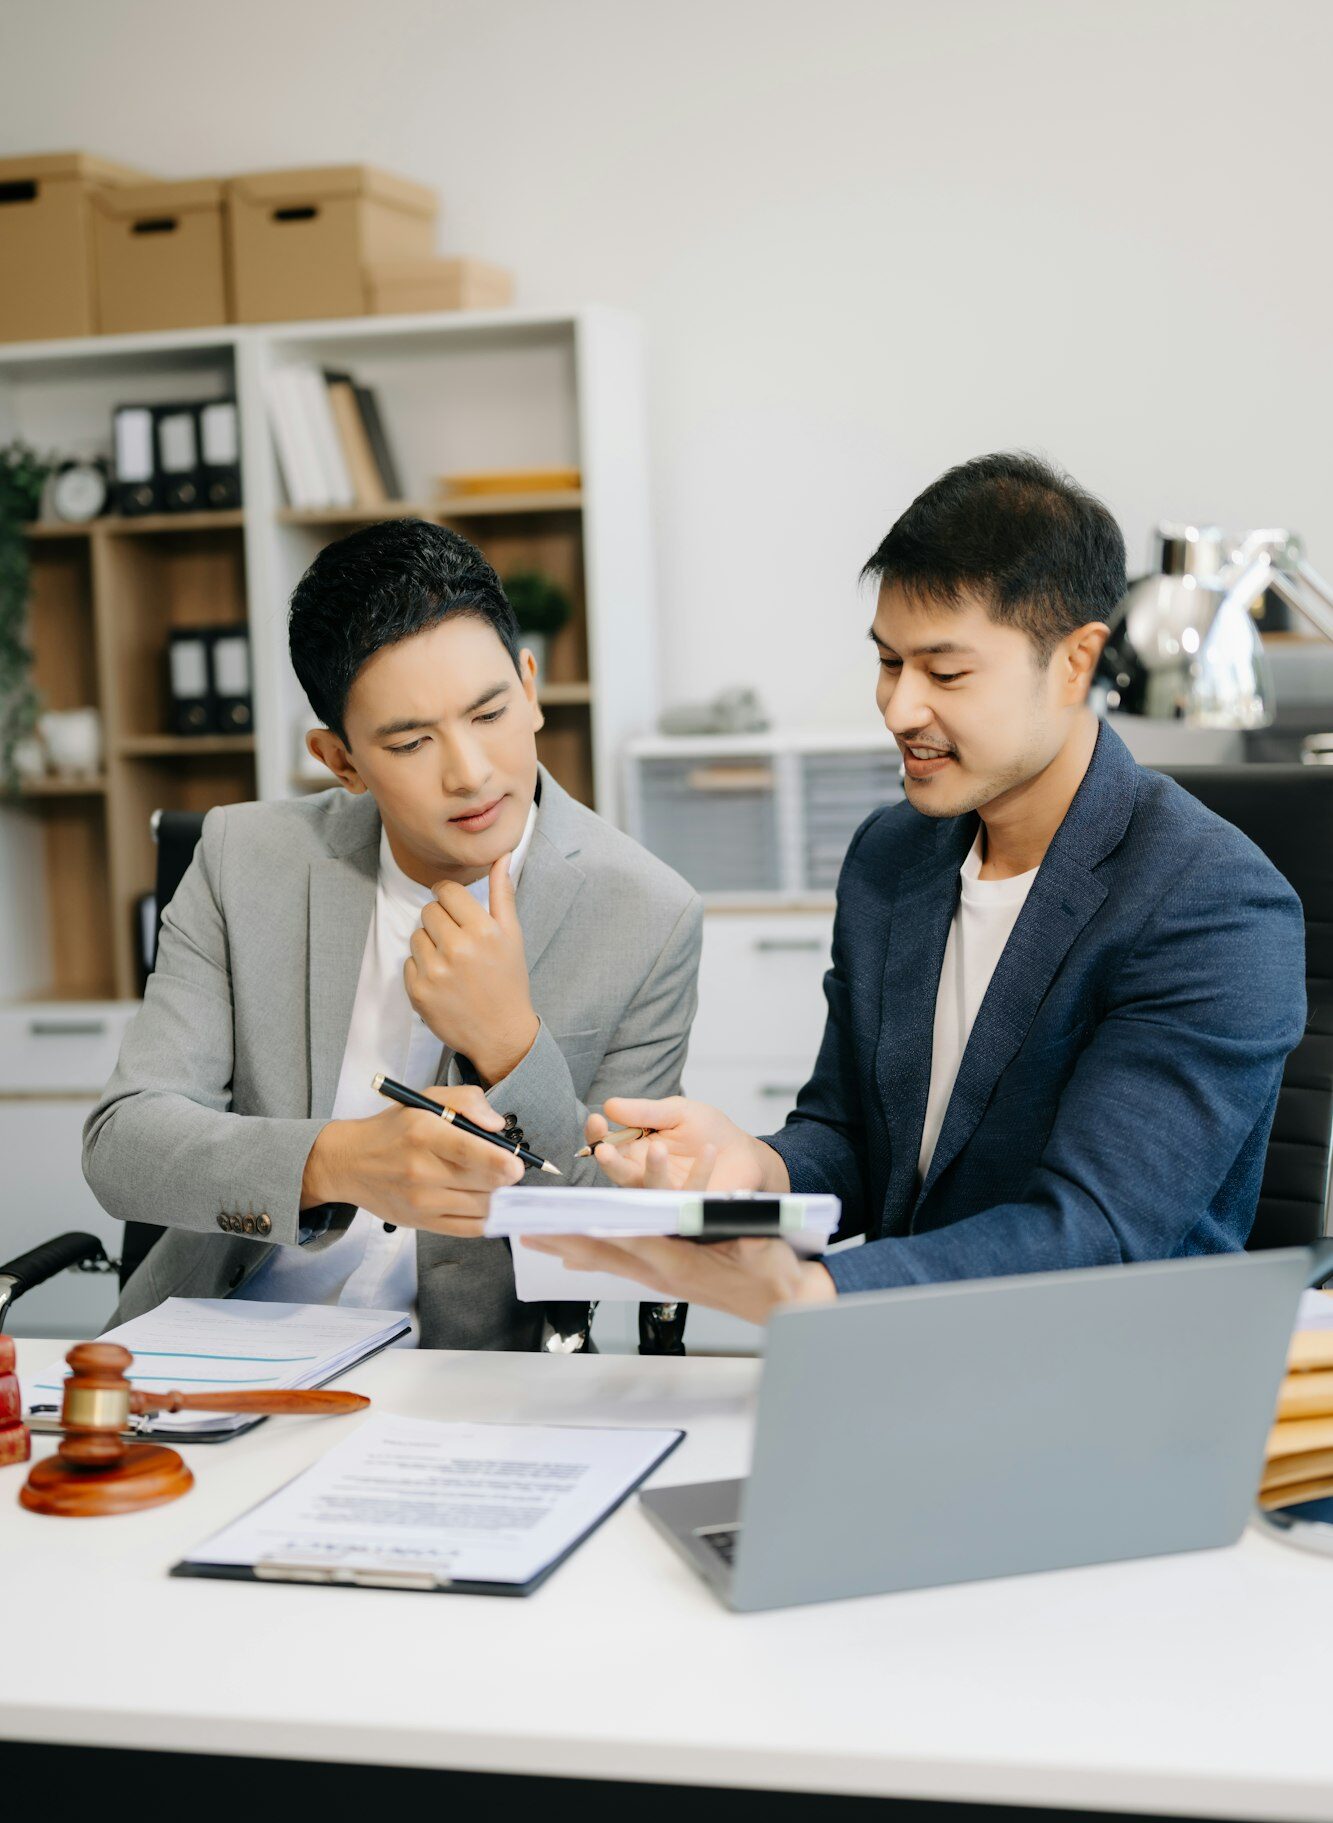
xmin=85 ymin=769 xmax=701 ymax=1349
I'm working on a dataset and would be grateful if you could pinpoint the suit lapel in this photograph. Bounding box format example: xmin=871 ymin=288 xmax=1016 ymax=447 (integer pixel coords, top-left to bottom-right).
xmin=307 ymin=807 xmax=379 ymax=1120
xmin=513 ymin=766 xmax=586 ymax=977
xmin=914 ymin=720 xmax=1138 ymax=1208
xmin=915 ymin=854 xmax=1107 ymax=1206
xmin=875 ymin=820 xmax=975 ymax=1224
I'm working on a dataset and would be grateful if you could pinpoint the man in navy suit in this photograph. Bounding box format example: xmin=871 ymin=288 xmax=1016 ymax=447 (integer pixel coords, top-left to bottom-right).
xmin=527 ymin=453 xmax=1307 ymax=1319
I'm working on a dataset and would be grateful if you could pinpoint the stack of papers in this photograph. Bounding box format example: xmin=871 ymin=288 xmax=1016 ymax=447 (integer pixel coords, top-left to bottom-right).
xmin=1260 ymin=1289 xmax=1333 ymax=1510
xmin=174 ymin=1412 xmax=680 ymax=1594
xmin=487 ymin=1187 xmax=841 ymax=1302
xmin=24 ymin=1298 xmax=410 ymax=1441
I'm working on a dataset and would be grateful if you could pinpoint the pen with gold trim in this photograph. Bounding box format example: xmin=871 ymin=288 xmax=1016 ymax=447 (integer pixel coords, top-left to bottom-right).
xmin=373 ymin=1073 xmax=562 ymax=1176
xmin=574 ymin=1125 xmax=655 ymax=1160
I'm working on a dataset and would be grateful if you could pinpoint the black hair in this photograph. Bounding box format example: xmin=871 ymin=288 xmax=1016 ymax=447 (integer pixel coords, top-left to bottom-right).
xmin=862 ymin=452 xmax=1127 ymax=660
xmin=288 ymin=518 xmax=521 ymax=742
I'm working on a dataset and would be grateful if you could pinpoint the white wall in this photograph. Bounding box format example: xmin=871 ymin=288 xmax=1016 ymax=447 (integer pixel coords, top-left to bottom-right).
xmin=2 ymin=0 xmax=1330 ymax=733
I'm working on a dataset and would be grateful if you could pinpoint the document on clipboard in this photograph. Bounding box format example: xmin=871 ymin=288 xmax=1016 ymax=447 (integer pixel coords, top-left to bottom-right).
xmin=173 ymin=1412 xmax=682 ymax=1594
xmin=24 ymin=1299 xmax=410 ymax=1442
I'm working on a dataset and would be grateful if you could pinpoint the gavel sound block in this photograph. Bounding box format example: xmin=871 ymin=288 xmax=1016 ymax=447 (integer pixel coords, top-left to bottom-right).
xmin=20 ymin=1342 xmax=369 ymax=1517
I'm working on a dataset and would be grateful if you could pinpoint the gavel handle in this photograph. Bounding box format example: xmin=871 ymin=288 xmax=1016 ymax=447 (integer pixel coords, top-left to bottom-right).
xmin=128 ymin=1389 xmax=370 ymax=1416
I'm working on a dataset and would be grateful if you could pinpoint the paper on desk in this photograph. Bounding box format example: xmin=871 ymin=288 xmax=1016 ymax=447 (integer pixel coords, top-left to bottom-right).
xmin=24 ymin=1298 xmax=410 ymax=1436
xmin=177 ymin=1412 xmax=681 ymax=1588
xmin=1296 ymin=1289 xmax=1333 ymax=1332
xmin=489 ymin=1186 xmax=841 ymax=1302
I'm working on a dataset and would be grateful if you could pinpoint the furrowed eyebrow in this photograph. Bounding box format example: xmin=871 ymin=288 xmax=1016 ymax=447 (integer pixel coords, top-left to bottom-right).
xmin=461 ymin=681 xmax=511 ymax=716
xmin=868 ymin=630 xmax=976 ymax=659
xmin=373 ymin=681 xmax=511 ymax=740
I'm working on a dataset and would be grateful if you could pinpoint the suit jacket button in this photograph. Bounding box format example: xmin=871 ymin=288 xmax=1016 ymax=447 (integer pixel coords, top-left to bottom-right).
xmin=241 ymin=1215 xmax=256 ymax=1235
xmin=256 ymin=1213 xmax=272 ymax=1237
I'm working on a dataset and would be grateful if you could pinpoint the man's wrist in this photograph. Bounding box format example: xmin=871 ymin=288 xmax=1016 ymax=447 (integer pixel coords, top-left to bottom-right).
xmin=472 ymin=1011 xmax=540 ymax=1089
xmin=756 ymin=1139 xmax=791 ymax=1193
xmin=301 ymin=1121 xmax=348 ymax=1209
xmin=798 ymin=1261 xmax=838 ymax=1305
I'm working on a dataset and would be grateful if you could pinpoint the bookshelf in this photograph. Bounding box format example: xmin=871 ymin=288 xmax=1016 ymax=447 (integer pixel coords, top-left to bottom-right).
xmin=0 ymin=308 xmax=657 ymax=1005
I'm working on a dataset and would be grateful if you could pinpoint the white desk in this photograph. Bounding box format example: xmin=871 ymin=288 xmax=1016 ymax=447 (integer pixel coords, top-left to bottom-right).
xmin=4 ymin=1336 xmax=1333 ymax=1819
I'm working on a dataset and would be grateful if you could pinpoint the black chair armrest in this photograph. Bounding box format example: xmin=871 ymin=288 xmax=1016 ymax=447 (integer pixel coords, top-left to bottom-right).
xmin=0 ymin=1232 xmax=112 ymax=1327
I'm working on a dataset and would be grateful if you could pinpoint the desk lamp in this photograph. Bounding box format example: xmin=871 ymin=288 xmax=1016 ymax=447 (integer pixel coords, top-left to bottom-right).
xmin=1096 ymin=524 xmax=1333 ymax=730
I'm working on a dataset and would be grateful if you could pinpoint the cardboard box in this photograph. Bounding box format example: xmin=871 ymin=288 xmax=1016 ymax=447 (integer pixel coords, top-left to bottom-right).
xmin=366 ymin=257 xmax=514 ymax=316
xmin=0 ymin=151 xmax=150 ymax=342
xmin=227 ymin=165 xmax=437 ymax=323
xmin=93 ymin=179 xmax=230 ymax=334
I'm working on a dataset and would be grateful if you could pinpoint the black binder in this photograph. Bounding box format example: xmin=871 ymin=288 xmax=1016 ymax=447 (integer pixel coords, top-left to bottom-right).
xmin=208 ymin=627 xmax=253 ymax=733
xmin=167 ymin=628 xmax=215 ymax=734
xmin=113 ymin=404 xmax=158 ymax=515
xmin=155 ymin=404 xmax=204 ymax=512
xmin=199 ymin=398 xmax=242 ymax=510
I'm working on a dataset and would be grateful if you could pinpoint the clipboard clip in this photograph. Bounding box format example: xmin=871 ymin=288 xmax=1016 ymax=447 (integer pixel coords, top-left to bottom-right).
xmin=255 ymin=1556 xmax=454 ymax=1590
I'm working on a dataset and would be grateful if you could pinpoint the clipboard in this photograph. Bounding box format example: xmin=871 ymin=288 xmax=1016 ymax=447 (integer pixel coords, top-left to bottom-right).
xmin=171 ymin=1415 xmax=683 ymax=1595
xmin=24 ymin=1299 xmax=412 ymax=1444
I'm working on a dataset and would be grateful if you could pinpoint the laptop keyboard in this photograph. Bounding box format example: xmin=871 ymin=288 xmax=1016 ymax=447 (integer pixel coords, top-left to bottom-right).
xmin=698 ymin=1525 xmax=741 ymax=1566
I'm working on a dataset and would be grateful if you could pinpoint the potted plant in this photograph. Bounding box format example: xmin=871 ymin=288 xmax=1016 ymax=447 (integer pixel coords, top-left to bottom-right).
xmin=503 ymin=570 xmax=572 ymax=678
xmin=0 ymin=441 xmax=54 ymax=790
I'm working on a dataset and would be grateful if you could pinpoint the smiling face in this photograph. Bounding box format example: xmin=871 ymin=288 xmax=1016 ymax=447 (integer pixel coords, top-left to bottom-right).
xmin=872 ymin=581 xmax=1099 ymax=821
xmin=308 ymin=613 xmax=544 ymax=886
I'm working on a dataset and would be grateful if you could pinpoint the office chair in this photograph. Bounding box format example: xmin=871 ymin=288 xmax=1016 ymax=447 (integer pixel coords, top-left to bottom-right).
xmin=114 ymin=810 xmax=206 ymax=1289
xmin=1158 ymin=765 xmax=1333 ymax=1250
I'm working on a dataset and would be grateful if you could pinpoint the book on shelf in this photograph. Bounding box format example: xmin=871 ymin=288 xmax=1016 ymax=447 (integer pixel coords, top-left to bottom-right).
xmin=292 ymin=364 xmax=354 ymax=510
xmin=355 ymin=386 xmax=404 ymax=500
xmin=265 ymin=367 xmax=322 ymax=510
xmin=266 ymin=364 xmax=404 ymax=512
xmin=324 ymin=369 xmax=388 ymax=508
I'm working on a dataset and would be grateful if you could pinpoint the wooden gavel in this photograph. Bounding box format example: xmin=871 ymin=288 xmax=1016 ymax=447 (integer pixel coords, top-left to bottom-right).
xmin=20 ymin=1341 xmax=370 ymax=1517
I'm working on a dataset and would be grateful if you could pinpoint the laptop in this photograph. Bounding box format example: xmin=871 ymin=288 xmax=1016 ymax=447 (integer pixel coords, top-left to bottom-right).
xmin=639 ymin=1249 xmax=1310 ymax=1611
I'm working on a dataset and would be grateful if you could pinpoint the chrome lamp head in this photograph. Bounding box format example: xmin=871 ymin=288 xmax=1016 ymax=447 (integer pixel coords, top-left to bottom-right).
xmin=1097 ymin=524 xmax=1279 ymax=730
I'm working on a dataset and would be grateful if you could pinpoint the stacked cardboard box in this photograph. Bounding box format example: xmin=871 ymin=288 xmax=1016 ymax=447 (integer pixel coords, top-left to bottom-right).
xmin=0 ymin=151 xmax=150 ymax=341
xmin=0 ymin=154 xmax=515 ymax=343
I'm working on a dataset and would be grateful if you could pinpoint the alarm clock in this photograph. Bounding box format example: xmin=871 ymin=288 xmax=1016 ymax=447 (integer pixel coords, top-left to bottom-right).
xmin=50 ymin=458 xmax=110 ymax=525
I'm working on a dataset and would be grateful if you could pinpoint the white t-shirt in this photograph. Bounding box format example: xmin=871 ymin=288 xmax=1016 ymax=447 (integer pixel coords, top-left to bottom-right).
xmin=917 ymin=832 xmax=1039 ymax=1184
xmin=245 ymin=803 xmax=537 ymax=1335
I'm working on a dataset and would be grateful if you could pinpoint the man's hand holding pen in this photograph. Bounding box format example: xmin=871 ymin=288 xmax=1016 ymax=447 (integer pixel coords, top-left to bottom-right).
xmin=581 ymin=1096 xmax=786 ymax=1194
xmin=300 ymin=1084 xmax=524 ymax=1236
xmin=405 ymin=853 xmax=538 ymax=1086
xmin=524 ymin=1095 xmax=838 ymax=1322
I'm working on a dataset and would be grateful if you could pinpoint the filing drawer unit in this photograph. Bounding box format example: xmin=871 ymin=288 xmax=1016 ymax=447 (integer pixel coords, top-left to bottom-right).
xmin=624 ymin=729 xmax=901 ymax=903
xmin=613 ymin=732 xmax=895 ymax=1352
xmin=0 ymin=1002 xmax=137 ymax=1337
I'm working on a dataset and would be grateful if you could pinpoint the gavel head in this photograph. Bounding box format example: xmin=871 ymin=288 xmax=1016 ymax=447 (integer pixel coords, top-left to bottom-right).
xmin=59 ymin=1342 xmax=135 ymax=1465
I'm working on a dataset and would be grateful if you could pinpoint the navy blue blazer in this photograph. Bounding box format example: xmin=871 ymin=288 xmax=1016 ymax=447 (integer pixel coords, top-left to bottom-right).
xmin=767 ymin=721 xmax=1307 ymax=1294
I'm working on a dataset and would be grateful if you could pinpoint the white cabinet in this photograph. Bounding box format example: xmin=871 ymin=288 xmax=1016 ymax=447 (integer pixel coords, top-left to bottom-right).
xmin=628 ymin=909 xmax=835 ymax=1357
xmin=0 ymin=1002 xmax=136 ymax=1337
xmin=687 ymin=910 xmax=833 ymax=1099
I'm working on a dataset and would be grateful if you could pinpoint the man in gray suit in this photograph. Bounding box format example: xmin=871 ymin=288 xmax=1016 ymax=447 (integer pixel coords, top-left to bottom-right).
xmin=84 ymin=519 xmax=701 ymax=1350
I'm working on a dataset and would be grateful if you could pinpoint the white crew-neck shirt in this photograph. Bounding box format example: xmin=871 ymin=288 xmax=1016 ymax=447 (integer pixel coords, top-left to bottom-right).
xmin=244 ymin=803 xmax=538 ymax=1335
xmin=916 ymin=831 xmax=1039 ymax=1184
